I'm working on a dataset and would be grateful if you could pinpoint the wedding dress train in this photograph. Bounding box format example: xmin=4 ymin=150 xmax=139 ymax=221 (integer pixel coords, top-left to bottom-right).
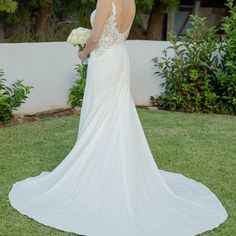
xmin=8 ymin=2 xmax=228 ymax=236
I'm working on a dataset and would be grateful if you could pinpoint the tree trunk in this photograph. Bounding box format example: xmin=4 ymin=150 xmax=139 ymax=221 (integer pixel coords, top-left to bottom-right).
xmin=36 ymin=2 xmax=53 ymax=33
xmin=146 ymin=0 xmax=165 ymax=40
xmin=0 ymin=22 xmax=4 ymax=42
xmin=167 ymin=12 xmax=175 ymax=40
xmin=193 ymin=0 xmax=201 ymax=15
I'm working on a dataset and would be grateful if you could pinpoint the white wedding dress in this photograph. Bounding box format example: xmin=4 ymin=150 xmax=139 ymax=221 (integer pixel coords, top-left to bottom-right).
xmin=9 ymin=2 xmax=228 ymax=236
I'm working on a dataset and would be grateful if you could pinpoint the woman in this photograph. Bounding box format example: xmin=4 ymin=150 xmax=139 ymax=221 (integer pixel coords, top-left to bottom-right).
xmin=9 ymin=0 xmax=228 ymax=235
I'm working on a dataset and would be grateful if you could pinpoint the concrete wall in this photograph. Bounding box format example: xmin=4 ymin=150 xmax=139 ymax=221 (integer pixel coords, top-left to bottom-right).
xmin=0 ymin=40 xmax=172 ymax=114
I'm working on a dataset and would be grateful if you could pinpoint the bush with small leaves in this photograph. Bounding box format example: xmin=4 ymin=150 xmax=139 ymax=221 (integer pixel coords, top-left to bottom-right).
xmin=68 ymin=64 xmax=87 ymax=108
xmin=151 ymin=0 xmax=236 ymax=115
xmin=213 ymin=0 xmax=236 ymax=114
xmin=0 ymin=69 xmax=33 ymax=122
xmin=151 ymin=15 xmax=219 ymax=113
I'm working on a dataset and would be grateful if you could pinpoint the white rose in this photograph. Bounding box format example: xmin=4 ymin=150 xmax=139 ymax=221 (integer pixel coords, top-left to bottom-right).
xmin=67 ymin=35 xmax=72 ymax=43
xmin=78 ymin=35 xmax=87 ymax=45
xmin=71 ymin=35 xmax=78 ymax=44
xmin=67 ymin=27 xmax=92 ymax=46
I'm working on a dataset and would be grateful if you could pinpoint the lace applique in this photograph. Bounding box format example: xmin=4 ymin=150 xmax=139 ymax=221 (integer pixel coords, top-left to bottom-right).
xmin=90 ymin=1 xmax=126 ymax=57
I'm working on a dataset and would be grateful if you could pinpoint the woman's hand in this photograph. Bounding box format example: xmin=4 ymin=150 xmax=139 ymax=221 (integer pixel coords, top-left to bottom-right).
xmin=78 ymin=50 xmax=87 ymax=62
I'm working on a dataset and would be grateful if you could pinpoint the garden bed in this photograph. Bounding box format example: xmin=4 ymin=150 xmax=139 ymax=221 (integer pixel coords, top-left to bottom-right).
xmin=0 ymin=106 xmax=158 ymax=128
xmin=0 ymin=107 xmax=81 ymax=128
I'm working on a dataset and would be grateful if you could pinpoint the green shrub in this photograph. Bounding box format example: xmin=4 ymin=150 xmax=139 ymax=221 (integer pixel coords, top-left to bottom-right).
xmin=68 ymin=64 xmax=87 ymax=108
xmin=0 ymin=69 xmax=33 ymax=122
xmin=151 ymin=0 xmax=236 ymax=115
xmin=151 ymin=15 xmax=219 ymax=113
xmin=213 ymin=0 xmax=236 ymax=114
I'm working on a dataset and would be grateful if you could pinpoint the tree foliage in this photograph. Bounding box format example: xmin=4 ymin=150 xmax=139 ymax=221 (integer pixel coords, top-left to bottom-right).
xmin=0 ymin=0 xmax=18 ymax=13
xmin=162 ymin=0 xmax=180 ymax=13
xmin=0 ymin=0 xmax=178 ymax=42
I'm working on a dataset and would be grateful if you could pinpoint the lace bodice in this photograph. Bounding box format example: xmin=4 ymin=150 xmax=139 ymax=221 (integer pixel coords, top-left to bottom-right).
xmin=90 ymin=1 xmax=130 ymax=56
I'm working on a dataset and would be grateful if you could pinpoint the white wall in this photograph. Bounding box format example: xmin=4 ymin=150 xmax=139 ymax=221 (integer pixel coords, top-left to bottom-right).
xmin=0 ymin=40 xmax=172 ymax=114
xmin=126 ymin=40 xmax=171 ymax=106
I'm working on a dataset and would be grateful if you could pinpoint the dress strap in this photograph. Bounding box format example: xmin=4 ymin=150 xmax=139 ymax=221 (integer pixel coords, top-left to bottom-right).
xmin=111 ymin=1 xmax=116 ymax=17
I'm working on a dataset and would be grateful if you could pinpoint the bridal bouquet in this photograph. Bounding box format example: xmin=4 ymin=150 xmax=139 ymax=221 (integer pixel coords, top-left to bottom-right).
xmin=67 ymin=27 xmax=91 ymax=65
xmin=67 ymin=27 xmax=92 ymax=50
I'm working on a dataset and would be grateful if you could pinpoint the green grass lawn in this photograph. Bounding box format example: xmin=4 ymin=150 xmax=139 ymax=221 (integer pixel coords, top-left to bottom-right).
xmin=0 ymin=108 xmax=235 ymax=236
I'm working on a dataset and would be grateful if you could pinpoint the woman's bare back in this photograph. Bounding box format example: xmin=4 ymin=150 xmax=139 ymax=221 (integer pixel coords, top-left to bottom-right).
xmin=113 ymin=0 xmax=136 ymax=34
xmin=79 ymin=0 xmax=136 ymax=59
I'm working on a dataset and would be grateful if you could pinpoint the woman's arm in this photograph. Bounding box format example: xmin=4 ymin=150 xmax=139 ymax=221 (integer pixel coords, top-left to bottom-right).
xmin=78 ymin=0 xmax=111 ymax=61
